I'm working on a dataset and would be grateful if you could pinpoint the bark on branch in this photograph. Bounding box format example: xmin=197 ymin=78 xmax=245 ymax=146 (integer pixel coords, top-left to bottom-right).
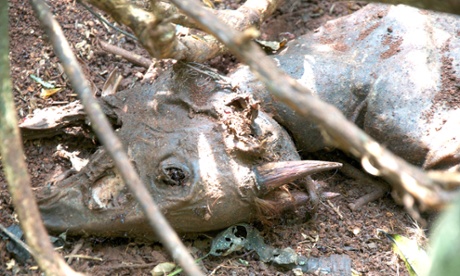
xmin=0 ymin=2 xmax=83 ymax=275
xmin=82 ymin=0 xmax=282 ymax=62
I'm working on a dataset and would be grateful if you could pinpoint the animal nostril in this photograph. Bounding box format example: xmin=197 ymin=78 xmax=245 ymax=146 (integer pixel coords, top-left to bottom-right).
xmin=165 ymin=167 xmax=187 ymax=185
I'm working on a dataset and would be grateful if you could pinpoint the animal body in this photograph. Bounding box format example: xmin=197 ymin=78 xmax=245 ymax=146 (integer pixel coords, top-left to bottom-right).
xmin=37 ymin=63 xmax=340 ymax=238
xmin=36 ymin=4 xmax=460 ymax=238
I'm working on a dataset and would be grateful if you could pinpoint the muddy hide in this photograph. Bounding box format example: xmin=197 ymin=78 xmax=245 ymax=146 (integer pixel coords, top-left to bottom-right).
xmin=231 ymin=3 xmax=460 ymax=169
xmin=36 ymin=63 xmax=329 ymax=239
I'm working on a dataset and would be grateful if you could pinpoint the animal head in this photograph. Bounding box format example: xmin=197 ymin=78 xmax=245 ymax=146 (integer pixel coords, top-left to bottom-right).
xmin=37 ymin=63 xmax=340 ymax=238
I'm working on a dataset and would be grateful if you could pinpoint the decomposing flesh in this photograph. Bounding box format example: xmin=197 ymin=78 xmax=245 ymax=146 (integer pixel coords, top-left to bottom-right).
xmin=232 ymin=4 xmax=460 ymax=169
xmin=31 ymin=4 xmax=460 ymax=238
xmin=36 ymin=63 xmax=340 ymax=239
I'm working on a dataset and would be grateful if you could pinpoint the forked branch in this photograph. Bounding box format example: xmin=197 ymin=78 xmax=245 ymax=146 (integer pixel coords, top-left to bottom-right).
xmin=82 ymin=0 xmax=282 ymax=61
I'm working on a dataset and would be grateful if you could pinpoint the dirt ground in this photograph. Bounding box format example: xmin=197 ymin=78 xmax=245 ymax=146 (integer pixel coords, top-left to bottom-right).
xmin=1 ymin=0 xmax=427 ymax=275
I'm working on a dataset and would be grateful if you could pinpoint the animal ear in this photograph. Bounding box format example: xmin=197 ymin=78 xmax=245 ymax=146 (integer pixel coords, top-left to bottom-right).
xmin=171 ymin=62 xmax=231 ymax=108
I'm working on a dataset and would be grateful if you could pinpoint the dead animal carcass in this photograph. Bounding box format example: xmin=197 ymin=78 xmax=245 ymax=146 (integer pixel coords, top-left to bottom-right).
xmin=31 ymin=4 xmax=460 ymax=238
xmin=36 ymin=63 xmax=340 ymax=239
xmin=231 ymin=3 xmax=460 ymax=170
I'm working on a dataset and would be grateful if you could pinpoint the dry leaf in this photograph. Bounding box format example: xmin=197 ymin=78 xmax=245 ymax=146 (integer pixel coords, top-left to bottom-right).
xmin=40 ymin=87 xmax=63 ymax=99
xmin=151 ymin=262 xmax=176 ymax=276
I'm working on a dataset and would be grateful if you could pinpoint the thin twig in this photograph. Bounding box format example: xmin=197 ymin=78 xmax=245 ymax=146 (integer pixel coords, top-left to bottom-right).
xmin=326 ymin=200 xmax=344 ymax=220
xmin=349 ymin=188 xmax=388 ymax=210
xmin=336 ymin=161 xmax=390 ymax=210
xmin=96 ymin=262 xmax=158 ymax=270
xmin=1 ymin=2 xmax=82 ymax=275
xmin=78 ymin=0 xmax=138 ymax=41
xmin=82 ymin=0 xmax=282 ymax=62
xmin=98 ymin=40 xmax=152 ymax=68
xmin=66 ymin=239 xmax=84 ymax=265
xmin=0 ymin=223 xmax=33 ymax=256
xmin=169 ymin=0 xmax=458 ymax=213
xmin=29 ymin=0 xmax=204 ymax=275
xmin=64 ymin=255 xmax=103 ymax=262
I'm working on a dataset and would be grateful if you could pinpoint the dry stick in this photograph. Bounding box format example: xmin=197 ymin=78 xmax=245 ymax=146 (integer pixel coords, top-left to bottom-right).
xmin=339 ymin=162 xmax=390 ymax=210
xmin=97 ymin=262 xmax=158 ymax=270
xmin=29 ymin=1 xmax=204 ymax=275
xmin=345 ymin=163 xmax=389 ymax=210
xmin=303 ymin=177 xmax=319 ymax=212
xmin=84 ymin=0 xmax=218 ymax=61
xmin=67 ymin=239 xmax=85 ymax=265
xmin=0 ymin=3 xmax=82 ymax=275
xmin=64 ymin=255 xmax=103 ymax=262
xmin=0 ymin=223 xmax=33 ymax=257
xmin=99 ymin=40 xmax=152 ymax=68
xmin=313 ymin=152 xmax=391 ymax=209
xmin=157 ymin=0 xmax=280 ymax=30
xmin=170 ymin=0 xmax=458 ymax=212
xmin=349 ymin=188 xmax=388 ymax=210
xmin=78 ymin=0 xmax=138 ymax=41
xmin=83 ymin=0 xmax=282 ymax=62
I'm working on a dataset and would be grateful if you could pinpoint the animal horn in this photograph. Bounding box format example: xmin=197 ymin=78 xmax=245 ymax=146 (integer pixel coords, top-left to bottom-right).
xmin=254 ymin=160 xmax=342 ymax=195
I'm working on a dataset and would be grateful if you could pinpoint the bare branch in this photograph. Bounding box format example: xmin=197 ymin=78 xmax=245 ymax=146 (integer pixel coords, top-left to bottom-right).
xmin=29 ymin=0 xmax=204 ymax=275
xmin=0 ymin=224 xmax=34 ymax=262
xmin=169 ymin=0 xmax=459 ymax=210
xmin=83 ymin=0 xmax=282 ymax=62
xmin=0 ymin=3 xmax=83 ymax=275
xmin=84 ymin=0 xmax=178 ymax=58
xmin=79 ymin=0 xmax=138 ymax=40
xmin=99 ymin=40 xmax=152 ymax=68
xmin=157 ymin=0 xmax=280 ymax=30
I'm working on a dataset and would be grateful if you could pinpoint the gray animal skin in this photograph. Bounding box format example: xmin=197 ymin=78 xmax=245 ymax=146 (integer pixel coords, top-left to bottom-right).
xmin=37 ymin=63 xmax=340 ymax=239
xmin=36 ymin=4 xmax=460 ymax=238
xmin=231 ymin=3 xmax=460 ymax=169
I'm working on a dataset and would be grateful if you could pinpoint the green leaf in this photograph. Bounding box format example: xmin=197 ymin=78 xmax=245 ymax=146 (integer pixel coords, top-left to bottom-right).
xmin=380 ymin=230 xmax=430 ymax=276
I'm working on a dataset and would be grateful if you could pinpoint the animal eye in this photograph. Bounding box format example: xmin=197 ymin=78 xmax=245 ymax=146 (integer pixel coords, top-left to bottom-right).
xmin=158 ymin=161 xmax=190 ymax=187
xmin=163 ymin=167 xmax=187 ymax=186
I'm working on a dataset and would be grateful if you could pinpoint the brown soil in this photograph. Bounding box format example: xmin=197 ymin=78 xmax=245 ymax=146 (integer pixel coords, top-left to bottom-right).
xmin=421 ymin=39 xmax=460 ymax=123
xmin=435 ymin=41 xmax=460 ymax=110
xmin=2 ymin=0 xmax=424 ymax=275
